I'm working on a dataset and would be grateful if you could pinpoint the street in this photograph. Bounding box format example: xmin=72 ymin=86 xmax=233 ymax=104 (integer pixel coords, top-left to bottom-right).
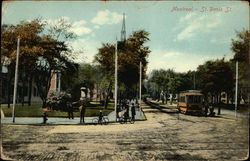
xmin=1 ymin=102 xmax=249 ymax=161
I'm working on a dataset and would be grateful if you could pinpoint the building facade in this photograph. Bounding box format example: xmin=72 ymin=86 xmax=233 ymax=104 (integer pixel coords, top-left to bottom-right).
xmin=1 ymin=67 xmax=61 ymax=105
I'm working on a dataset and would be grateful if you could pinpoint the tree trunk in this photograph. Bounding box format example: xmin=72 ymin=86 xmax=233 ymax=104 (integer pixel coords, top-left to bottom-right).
xmin=36 ymin=69 xmax=52 ymax=108
xmin=217 ymin=93 xmax=221 ymax=115
xmin=42 ymin=100 xmax=47 ymax=108
xmin=226 ymin=92 xmax=229 ymax=105
xmin=21 ymin=77 xmax=25 ymax=106
xmin=237 ymin=89 xmax=241 ymax=109
xmin=28 ymin=75 xmax=33 ymax=106
xmin=7 ymin=76 xmax=12 ymax=108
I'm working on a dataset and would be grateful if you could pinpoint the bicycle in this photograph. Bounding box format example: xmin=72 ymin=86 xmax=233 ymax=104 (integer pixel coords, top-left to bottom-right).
xmin=92 ymin=116 xmax=109 ymax=125
xmin=118 ymin=116 xmax=135 ymax=124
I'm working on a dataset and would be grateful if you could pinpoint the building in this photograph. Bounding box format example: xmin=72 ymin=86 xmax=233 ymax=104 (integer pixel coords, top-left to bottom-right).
xmin=48 ymin=70 xmax=61 ymax=94
xmin=1 ymin=66 xmax=61 ymax=105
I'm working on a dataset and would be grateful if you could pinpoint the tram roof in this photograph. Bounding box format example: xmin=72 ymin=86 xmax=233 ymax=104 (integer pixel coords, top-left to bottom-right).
xmin=179 ymin=90 xmax=202 ymax=94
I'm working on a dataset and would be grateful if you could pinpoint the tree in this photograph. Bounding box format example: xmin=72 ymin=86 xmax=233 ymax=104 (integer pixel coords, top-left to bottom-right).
xmin=1 ymin=19 xmax=45 ymax=107
xmin=94 ymin=30 xmax=151 ymax=107
xmin=174 ymin=71 xmax=196 ymax=92
xmin=94 ymin=43 xmax=115 ymax=108
xmin=1 ymin=18 xmax=78 ymax=107
xmin=197 ymin=58 xmax=234 ymax=114
xmin=147 ymin=69 xmax=180 ymax=104
xmin=231 ymin=29 xmax=250 ymax=104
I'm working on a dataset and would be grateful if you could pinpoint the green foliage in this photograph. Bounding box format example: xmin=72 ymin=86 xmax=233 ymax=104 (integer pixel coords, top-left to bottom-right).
xmin=94 ymin=30 xmax=151 ymax=99
xmin=231 ymin=29 xmax=249 ymax=103
xmin=147 ymin=59 xmax=234 ymax=104
xmin=1 ymin=103 xmax=114 ymax=117
xmin=146 ymin=69 xmax=182 ymax=101
xmin=2 ymin=104 xmax=44 ymax=117
xmin=1 ymin=18 xmax=79 ymax=107
xmin=145 ymin=30 xmax=248 ymax=105
xmin=61 ymin=63 xmax=103 ymax=102
xmin=197 ymin=59 xmax=234 ymax=95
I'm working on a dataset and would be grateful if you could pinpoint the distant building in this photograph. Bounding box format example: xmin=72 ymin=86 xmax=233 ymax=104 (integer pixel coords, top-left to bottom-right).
xmin=1 ymin=66 xmax=42 ymax=104
xmin=1 ymin=65 xmax=61 ymax=105
xmin=48 ymin=70 xmax=61 ymax=94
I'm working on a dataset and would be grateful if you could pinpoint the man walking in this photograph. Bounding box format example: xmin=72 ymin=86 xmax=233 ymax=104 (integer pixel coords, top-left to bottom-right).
xmin=98 ymin=110 xmax=103 ymax=124
xmin=67 ymin=102 xmax=74 ymax=119
xmin=80 ymin=100 xmax=87 ymax=124
xmin=131 ymin=103 xmax=136 ymax=121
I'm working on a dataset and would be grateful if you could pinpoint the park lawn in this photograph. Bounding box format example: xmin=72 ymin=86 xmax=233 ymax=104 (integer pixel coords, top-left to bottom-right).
xmin=2 ymin=104 xmax=44 ymax=117
xmin=1 ymin=103 xmax=114 ymax=117
xmin=238 ymin=105 xmax=249 ymax=115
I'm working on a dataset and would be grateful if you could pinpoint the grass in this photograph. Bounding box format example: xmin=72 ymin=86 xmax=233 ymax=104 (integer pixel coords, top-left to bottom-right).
xmin=1 ymin=102 xmax=114 ymax=117
xmin=238 ymin=105 xmax=249 ymax=114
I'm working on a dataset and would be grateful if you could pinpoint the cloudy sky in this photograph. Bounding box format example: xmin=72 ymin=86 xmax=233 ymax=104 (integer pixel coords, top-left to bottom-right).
xmin=2 ymin=1 xmax=249 ymax=73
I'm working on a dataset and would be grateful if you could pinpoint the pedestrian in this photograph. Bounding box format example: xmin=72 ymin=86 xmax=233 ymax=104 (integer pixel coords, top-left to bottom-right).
xmin=131 ymin=103 xmax=136 ymax=121
xmin=98 ymin=110 xmax=103 ymax=124
xmin=204 ymin=101 xmax=209 ymax=117
xmin=43 ymin=111 xmax=48 ymax=124
xmin=124 ymin=102 xmax=129 ymax=122
xmin=67 ymin=102 xmax=74 ymax=119
xmin=80 ymin=100 xmax=87 ymax=124
xmin=209 ymin=104 xmax=215 ymax=117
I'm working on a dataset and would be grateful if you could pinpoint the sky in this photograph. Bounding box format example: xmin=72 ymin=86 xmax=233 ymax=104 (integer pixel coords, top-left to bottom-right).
xmin=2 ymin=1 xmax=249 ymax=73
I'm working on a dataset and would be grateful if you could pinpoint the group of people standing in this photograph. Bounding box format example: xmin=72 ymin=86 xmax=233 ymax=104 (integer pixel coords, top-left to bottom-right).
xmin=203 ymin=101 xmax=215 ymax=117
xmin=117 ymin=99 xmax=138 ymax=121
xmin=67 ymin=99 xmax=87 ymax=124
xmin=67 ymin=98 xmax=139 ymax=124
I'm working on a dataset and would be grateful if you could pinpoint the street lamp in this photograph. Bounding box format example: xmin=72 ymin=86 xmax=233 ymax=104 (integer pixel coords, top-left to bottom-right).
xmin=235 ymin=61 xmax=238 ymax=118
xmin=114 ymin=40 xmax=118 ymax=122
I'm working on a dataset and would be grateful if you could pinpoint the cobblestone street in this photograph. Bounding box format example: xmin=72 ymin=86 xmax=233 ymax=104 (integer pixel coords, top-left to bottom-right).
xmin=1 ymin=102 xmax=249 ymax=161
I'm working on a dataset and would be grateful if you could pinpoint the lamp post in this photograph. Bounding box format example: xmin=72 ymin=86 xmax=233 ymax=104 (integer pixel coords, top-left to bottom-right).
xmin=139 ymin=61 xmax=142 ymax=110
xmin=12 ymin=36 xmax=20 ymax=123
xmin=114 ymin=40 xmax=118 ymax=121
xmin=193 ymin=72 xmax=196 ymax=90
xmin=235 ymin=61 xmax=238 ymax=118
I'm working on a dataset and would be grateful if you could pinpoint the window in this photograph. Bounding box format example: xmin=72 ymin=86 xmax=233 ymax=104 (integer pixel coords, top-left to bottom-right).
xmin=179 ymin=96 xmax=186 ymax=102
xmin=188 ymin=95 xmax=202 ymax=103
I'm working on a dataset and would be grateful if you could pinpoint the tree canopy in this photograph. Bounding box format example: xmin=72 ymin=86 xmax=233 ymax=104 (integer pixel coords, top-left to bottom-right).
xmin=94 ymin=30 xmax=151 ymax=100
xmin=231 ymin=29 xmax=250 ymax=103
xmin=1 ymin=18 xmax=79 ymax=107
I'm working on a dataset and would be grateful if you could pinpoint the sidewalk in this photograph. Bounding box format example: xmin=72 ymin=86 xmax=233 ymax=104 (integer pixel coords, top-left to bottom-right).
xmin=213 ymin=107 xmax=249 ymax=120
xmin=147 ymin=100 xmax=249 ymax=120
xmin=0 ymin=109 xmax=147 ymax=125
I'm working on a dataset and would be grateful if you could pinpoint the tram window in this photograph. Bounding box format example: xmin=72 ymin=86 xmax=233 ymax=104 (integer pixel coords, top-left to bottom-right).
xmin=179 ymin=96 xmax=185 ymax=102
xmin=188 ymin=95 xmax=193 ymax=103
xmin=188 ymin=95 xmax=202 ymax=103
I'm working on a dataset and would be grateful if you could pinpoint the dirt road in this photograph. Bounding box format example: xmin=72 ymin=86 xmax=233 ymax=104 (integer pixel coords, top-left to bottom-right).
xmin=1 ymin=102 xmax=249 ymax=160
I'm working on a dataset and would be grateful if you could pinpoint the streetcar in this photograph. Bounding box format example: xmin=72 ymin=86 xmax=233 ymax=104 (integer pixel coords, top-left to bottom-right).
xmin=178 ymin=90 xmax=204 ymax=115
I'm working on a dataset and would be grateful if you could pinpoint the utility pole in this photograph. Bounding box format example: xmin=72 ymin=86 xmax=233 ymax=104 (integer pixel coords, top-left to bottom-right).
xmin=12 ymin=36 xmax=20 ymax=123
xmin=235 ymin=61 xmax=238 ymax=118
xmin=193 ymin=72 xmax=196 ymax=90
xmin=139 ymin=61 xmax=142 ymax=110
xmin=114 ymin=40 xmax=118 ymax=122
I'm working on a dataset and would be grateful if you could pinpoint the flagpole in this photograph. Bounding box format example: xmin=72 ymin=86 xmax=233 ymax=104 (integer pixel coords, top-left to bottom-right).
xmin=12 ymin=36 xmax=20 ymax=123
xmin=114 ymin=40 xmax=118 ymax=122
